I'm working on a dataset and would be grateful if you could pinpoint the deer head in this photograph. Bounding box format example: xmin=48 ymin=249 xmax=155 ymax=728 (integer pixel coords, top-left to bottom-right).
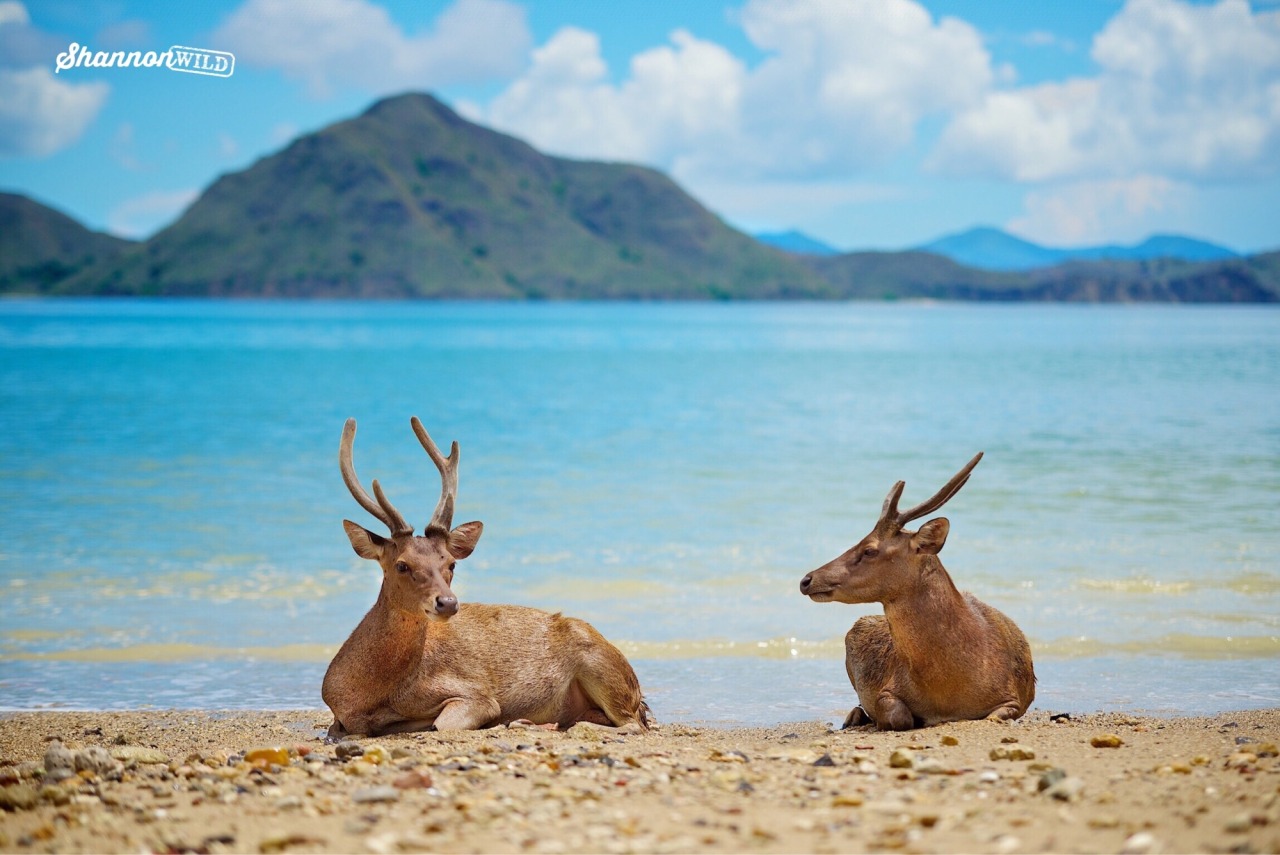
xmin=340 ymin=417 xmax=483 ymax=619
xmin=799 ymin=453 xmax=983 ymax=605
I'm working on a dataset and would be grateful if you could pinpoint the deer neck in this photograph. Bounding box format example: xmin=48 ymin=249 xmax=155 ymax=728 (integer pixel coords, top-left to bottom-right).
xmin=354 ymin=588 xmax=431 ymax=678
xmin=881 ymin=557 xmax=980 ymax=678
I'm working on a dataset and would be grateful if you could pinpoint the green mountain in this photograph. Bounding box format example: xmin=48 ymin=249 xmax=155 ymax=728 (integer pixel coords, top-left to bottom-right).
xmin=808 ymin=251 xmax=1023 ymax=300
xmin=60 ymin=93 xmax=829 ymax=299
xmin=0 ymin=192 xmax=133 ymax=294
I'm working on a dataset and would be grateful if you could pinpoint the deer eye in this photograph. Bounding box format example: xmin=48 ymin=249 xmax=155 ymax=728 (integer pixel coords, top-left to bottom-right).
xmin=863 ymin=548 xmax=880 ymax=559
xmin=449 ymin=561 xmax=457 ymax=571
xmin=395 ymin=561 xmax=410 ymax=574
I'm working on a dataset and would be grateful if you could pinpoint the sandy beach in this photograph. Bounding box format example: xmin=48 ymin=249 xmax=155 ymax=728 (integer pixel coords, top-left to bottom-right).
xmin=0 ymin=709 xmax=1275 ymax=854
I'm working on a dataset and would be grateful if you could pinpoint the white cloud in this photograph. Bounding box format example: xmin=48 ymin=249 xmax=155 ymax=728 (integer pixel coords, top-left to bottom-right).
xmin=269 ymin=122 xmax=299 ymax=146
xmin=0 ymin=1 xmax=28 ymax=27
xmin=736 ymin=0 xmax=990 ymax=174
xmin=96 ymin=19 xmax=151 ymax=50
xmin=0 ymin=67 xmax=108 ymax=158
xmin=214 ymin=0 xmax=531 ymax=99
xmin=109 ymin=121 xmax=144 ymax=171
xmin=0 ymin=2 xmax=107 ymax=158
xmin=487 ymin=26 xmax=745 ymax=167
xmin=218 ymin=131 xmax=239 ymax=159
xmin=107 ymin=189 xmax=199 ymax=239
xmin=1018 ymin=29 xmax=1076 ymax=52
xmin=0 ymin=2 xmax=63 ymax=70
xmin=1006 ymin=176 xmax=1190 ymax=246
xmin=931 ymin=0 xmax=1280 ymax=181
xmin=483 ymin=0 xmax=993 ymax=181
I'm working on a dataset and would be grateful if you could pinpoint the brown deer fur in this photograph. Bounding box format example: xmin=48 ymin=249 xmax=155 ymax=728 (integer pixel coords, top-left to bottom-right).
xmin=799 ymin=453 xmax=1035 ymax=730
xmin=322 ymin=418 xmax=648 ymax=738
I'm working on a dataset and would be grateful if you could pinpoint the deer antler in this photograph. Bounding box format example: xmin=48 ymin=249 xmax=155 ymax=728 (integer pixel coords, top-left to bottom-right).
xmin=878 ymin=452 xmax=984 ymax=532
xmin=340 ymin=418 xmax=413 ymax=537
xmin=411 ymin=417 xmax=459 ymax=535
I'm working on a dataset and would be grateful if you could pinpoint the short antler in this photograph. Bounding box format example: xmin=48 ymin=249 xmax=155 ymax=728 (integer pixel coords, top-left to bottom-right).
xmin=878 ymin=452 xmax=984 ymax=532
xmin=340 ymin=418 xmax=413 ymax=537
xmin=411 ymin=416 xmax=459 ymax=535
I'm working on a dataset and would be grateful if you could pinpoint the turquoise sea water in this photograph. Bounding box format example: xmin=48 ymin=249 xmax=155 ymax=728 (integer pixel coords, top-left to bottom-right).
xmin=1 ymin=300 xmax=1277 ymax=725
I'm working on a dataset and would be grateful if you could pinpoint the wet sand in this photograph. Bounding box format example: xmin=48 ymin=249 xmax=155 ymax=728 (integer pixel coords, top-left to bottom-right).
xmin=0 ymin=708 xmax=1276 ymax=853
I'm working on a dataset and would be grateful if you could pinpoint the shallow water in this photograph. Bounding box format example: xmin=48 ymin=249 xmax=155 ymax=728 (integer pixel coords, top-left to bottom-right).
xmin=1 ymin=300 xmax=1277 ymax=725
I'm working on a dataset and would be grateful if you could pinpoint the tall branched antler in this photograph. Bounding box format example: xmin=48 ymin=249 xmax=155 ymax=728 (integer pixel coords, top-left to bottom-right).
xmin=877 ymin=452 xmax=984 ymax=534
xmin=411 ymin=416 xmax=459 ymax=535
xmin=340 ymin=418 xmax=413 ymax=537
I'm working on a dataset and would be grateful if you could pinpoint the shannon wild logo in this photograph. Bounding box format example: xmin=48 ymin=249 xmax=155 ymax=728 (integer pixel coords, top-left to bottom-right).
xmin=55 ymin=43 xmax=235 ymax=78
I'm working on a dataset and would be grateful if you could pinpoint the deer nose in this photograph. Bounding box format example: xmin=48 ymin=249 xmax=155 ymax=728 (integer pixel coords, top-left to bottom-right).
xmin=434 ymin=595 xmax=458 ymax=617
xmin=799 ymin=573 xmax=813 ymax=595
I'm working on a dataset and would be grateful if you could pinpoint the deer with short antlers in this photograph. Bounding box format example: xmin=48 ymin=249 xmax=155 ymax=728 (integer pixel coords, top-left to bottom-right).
xmin=321 ymin=417 xmax=649 ymax=738
xmin=799 ymin=453 xmax=1035 ymax=731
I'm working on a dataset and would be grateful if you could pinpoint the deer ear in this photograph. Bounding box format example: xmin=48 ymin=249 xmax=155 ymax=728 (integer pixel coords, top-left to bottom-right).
xmin=343 ymin=520 xmax=388 ymax=560
xmin=448 ymin=521 xmax=484 ymax=559
xmin=912 ymin=518 xmax=950 ymax=555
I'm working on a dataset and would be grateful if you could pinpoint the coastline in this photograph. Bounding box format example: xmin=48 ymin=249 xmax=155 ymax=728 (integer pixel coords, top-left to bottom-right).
xmin=1 ymin=709 xmax=1276 ymax=853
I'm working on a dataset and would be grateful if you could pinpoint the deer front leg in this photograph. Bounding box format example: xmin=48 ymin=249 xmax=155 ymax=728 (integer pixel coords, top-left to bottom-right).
xmin=433 ymin=697 xmax=501 ymax=731
xmin=370 ymin=718 xmax=439 ymax=736
xmin=845 ymin=616 xmax=905 ymax=729
xmin=841 ymin=706 xmax=872 ymax=729
xmin=875 ymin=691 xmax=917 ymax=731
xmin=984 ymin=701 xmax=1023 ymax=723
xmin=332 ymin=707 xmax=421 ymax=738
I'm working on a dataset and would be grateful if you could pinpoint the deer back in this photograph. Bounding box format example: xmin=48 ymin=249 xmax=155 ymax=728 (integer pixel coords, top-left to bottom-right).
xmin=408 ymin=603 xmax=643 ymax=723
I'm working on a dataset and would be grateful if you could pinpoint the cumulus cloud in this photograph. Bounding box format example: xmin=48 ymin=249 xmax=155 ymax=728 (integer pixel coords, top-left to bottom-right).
xmin=1013 ymin=29 xmax=1077 ymax=53
xmin=96 ymin=18 xmax=151 ymax=50
xmin=218 ymin=131 xmax=239 ymax=159
xmin=931 ymin=0 xmax=1280 ymax=181
xmin=0 ymin=2 xmax=108 ymax=158
xmin=1006 ymin=176 xmax=1189 ymax=246
xmin=0 ymin=1 xmax=26 ymax=25
xmin=107 ymin=188 xmax=199 ymax=239
xmin=487 ymin=26 xmax=745 ymax=167
xmin=214 ymin=0 xmax=531 ymax=98
xmin=484 ymin=0 xmax=992 ymax=181
xmin=0 ymin=67 xmax=108 ymax=158
xmin=737 ymin=0 xmax=990 ymax=175
xmin=109 ymin=121 xmax=144 ymax=171
xmin=269 ymin=122 xmax=299 ymax=145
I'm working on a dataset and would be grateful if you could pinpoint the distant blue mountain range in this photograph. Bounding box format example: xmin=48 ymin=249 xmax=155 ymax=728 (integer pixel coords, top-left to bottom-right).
xmin=917 ymin=226 xmax=1239 ymax=271
xmin=754 ymin=229 xmax=840 ymax=256
xmin=757 ymin=225 xmax=1239 ymax=270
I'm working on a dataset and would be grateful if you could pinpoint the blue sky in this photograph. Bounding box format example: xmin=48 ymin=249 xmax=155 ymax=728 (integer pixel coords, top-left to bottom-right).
xmin=1 ymin=0 xmax=1278 ymax=253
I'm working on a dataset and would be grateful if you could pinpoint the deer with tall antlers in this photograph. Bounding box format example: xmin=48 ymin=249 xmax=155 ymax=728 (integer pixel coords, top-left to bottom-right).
xmin=799 ymin=453 xmax=1035 ymax=731
xmin=321 ymin=417 xmax=649 ymax=738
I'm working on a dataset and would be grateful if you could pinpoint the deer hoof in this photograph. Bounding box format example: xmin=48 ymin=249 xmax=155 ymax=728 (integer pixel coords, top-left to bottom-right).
xmin=842 ymin=706 xmax=872 ymax=729
xmin=984 ymin=705 xmax=1021 ymax=723
xmin=508 ymin=719 xmax=558 ymax=731
xmin=614 ymin=721 xmax=646 ymax=735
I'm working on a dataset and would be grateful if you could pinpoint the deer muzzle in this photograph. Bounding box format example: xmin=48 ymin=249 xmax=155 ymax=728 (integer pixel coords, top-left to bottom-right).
xmin=799 ymin=571 xmax=834 ymax=601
